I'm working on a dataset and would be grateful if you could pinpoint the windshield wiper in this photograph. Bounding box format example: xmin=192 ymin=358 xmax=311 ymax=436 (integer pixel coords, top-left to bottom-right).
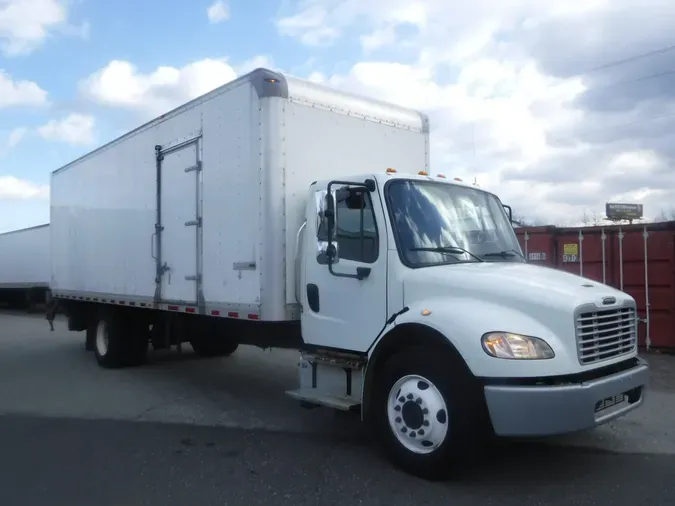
xmin=409 ymin=246 xmax=484 ymax=262
xmin=483 ymin=249 xmax=525 ymax=259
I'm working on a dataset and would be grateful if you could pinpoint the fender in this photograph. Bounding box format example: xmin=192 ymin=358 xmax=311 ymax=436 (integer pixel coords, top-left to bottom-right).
xmin=361 ymin=296 xmax=578 ymax=420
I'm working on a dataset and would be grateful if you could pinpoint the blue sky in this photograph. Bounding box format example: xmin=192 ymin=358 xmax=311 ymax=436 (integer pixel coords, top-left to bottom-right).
xmin=1 ymin=0 xmax=325 ymax=231
xmin=1 ymin=0 xmax=674 ymax=232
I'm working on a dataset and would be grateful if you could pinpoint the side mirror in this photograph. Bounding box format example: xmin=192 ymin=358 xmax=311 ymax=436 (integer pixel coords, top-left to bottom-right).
xmin=314 ymin=189 xmax=339 ymax=264
xmin=325 ymin=192 xmax=336 ymax=240
xmin=315 ymin=190 xmax=327 ymax=232
xmin=317 ymin=240 xmax=339 ymax=265
xmin=503 ymin=204 xmax=513 ymax=223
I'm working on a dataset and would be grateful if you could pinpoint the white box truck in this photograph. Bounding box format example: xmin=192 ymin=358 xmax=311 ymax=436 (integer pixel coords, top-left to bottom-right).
xmin=47 ymin=68 xmax=649 ymax=479
xmin=0 ymin=224 xmax=50 ymax=309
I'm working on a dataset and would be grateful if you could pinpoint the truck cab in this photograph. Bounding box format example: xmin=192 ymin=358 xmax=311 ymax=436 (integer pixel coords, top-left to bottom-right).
xmin=291 ymin=169 xmax=649 ymax=479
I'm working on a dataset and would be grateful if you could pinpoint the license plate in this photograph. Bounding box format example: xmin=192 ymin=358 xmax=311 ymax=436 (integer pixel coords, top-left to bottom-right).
xmin=595 ymin=393 xmax=625 ymax=412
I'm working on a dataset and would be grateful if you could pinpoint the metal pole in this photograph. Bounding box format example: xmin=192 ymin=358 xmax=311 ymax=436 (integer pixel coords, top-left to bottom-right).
xmin=601 ymin=228 xmax=607 ymax=284
xmin=578 ymin=229 xmax=584 ymax=277
xmin=643 ymin=226 xmax=651 ymax=350
xmin=524 ymin=231 xmax=529 ymax=262
xmin=618 ymin=226 xmax=624 ymax=291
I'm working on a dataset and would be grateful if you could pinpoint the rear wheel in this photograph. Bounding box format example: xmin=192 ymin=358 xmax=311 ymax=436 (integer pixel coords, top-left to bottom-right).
xmin=371 ymin=347 xmax=487 ymax=480
xmin=93 ymin=314 xmax=127 ymax=368
xmin=92 ymin=310 xmax=148 ymax=368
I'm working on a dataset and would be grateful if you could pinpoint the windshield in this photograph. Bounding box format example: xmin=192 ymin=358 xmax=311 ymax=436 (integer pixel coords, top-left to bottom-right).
xmin=385 ymin=179 xmax=524 ymax=267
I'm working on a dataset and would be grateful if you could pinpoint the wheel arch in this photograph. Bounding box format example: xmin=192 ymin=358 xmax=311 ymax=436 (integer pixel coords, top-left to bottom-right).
xmin=361 ymin=322 xmax=471 ymax=423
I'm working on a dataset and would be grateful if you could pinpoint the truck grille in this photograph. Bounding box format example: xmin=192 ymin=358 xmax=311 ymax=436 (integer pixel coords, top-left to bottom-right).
xmin=575 ymin=305 xmax=637 ymax=365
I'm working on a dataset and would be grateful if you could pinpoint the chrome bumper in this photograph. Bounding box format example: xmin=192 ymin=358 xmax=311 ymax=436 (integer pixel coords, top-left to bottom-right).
xmin=484 ymin=358 xmax=649 ymax=437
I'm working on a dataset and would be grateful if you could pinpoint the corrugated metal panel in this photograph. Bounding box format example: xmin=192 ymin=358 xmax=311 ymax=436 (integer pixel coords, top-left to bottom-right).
xmin=514 ymin=226 xmax=556 ymax=266
xmin=517 ymin=221 xmax=675 ymax=350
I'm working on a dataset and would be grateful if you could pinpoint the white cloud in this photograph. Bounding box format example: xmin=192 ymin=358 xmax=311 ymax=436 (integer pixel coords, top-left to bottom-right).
xmin=0 ymin=70 xmax=48 ymax=107
xmin=276 ymin=5 xmax=339 ymax=45
xmin=38 ymin=113 xmax=95 ymax=146
xmin=278 ymin=0 xmax=675 ymax=225
xmin=207 ymin=0 xmax=230 ymax=24
xmin=7 ymin=126 xmax=26 ymax=147
xmin=235 ymin=55 xmax=275 ymax=75
xmin=4 ymin=126 xmax=27 ymax=150
xmin=0 ymin=175 xmax=48 ymax=199
xmin=360 ymin=26 xmax=397 ymax=54
xmin=0 ymin=0 xmax=69 ymax=55
xmin=80 ymin=58 xmax=238 ymax=117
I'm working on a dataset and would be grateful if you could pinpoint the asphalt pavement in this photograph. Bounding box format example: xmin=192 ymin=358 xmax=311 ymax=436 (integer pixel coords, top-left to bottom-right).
xmin=1 ymin=310 xmax=675 ymax=505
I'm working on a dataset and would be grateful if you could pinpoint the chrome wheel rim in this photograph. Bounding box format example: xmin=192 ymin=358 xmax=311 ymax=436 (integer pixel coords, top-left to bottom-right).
xmin=95 ymin=320 xmax=109 ymax=357
xmin=387 ymin=374 xmax=449 ymax=455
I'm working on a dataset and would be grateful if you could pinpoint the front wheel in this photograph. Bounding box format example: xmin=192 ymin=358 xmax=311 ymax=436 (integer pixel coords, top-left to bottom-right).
xmin=371 ymin=348 xmax=488 ymax=480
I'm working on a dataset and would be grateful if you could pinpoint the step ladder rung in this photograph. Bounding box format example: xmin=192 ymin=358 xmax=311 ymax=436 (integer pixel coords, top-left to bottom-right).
xmin=285 ymin=388 xmax=360 ymax=411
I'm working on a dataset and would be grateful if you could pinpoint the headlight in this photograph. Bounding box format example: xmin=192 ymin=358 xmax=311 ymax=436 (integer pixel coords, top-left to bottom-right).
xmin=481 ymin=332 xmax=555 ymax=360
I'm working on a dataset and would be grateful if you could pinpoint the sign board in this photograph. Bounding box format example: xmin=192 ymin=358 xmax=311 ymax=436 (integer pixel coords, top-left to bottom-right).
xmin=562 ymin=243 xmax=579 ymax=263
xmin=528 ymin=252 xmax=547 ymax=262
xmin=606 ymin=203 xmax=643 ymax=221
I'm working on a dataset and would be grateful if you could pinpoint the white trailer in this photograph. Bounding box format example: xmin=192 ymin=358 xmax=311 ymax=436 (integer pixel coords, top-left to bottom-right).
xmin=0 ymin=224 xmax=50 ymax=309
xmin=49 ymin=68 xmax=649 ymax=479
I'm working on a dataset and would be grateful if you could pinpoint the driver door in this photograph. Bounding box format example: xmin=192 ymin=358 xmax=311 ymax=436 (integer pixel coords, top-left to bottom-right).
xmin=301 ymin=182 xmax=388 ymax=352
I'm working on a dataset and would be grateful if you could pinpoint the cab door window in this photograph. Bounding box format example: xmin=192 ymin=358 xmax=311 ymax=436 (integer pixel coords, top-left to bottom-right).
xmin=335 ymin=191 xmax=379 ymax=264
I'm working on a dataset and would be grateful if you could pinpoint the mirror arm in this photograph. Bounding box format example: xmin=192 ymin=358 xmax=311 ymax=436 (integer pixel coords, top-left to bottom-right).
xmin=503 ymin=204 xmax=513 ymax=222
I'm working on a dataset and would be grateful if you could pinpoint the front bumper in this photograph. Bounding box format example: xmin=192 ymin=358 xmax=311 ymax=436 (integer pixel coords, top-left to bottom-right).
xmin=484 ymin=357 xmax=649 ymax=437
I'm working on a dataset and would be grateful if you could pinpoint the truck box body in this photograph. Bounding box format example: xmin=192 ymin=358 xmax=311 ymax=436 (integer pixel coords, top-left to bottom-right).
xmin=50 ymin=68 xmax=429 ymax=321
xmin=0 ymin=224 xmax=50 ymax=289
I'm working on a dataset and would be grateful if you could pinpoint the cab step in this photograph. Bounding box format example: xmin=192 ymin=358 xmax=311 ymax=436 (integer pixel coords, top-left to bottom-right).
xmin=285 ymin=388 xmax=360 ymax=411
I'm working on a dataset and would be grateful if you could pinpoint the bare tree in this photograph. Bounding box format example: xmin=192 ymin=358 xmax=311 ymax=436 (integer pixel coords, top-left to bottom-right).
xmin=580 ymin=209 xmax=604 ymax=226
xmin=590 ymin=211 xmax=602 ymax=226
xmin=654 ymin=208 xmax=675 ymax=222
xmin=512 ymin=214 xmax=550 ymax=227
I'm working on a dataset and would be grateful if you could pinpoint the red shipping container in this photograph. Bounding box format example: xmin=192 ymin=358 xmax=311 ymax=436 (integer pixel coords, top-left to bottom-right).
xmin=515 ymin=226 xmax=556 ymax=267
xmin=607 ymin=223 xmax=675 ymax=349
xmin=551 ymin=222 xmax=675 ymax=350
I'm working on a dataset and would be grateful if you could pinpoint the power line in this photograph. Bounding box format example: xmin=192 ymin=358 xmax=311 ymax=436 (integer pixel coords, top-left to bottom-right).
xmin=584 ymin=69 xmax=675 ymax=93
xmin=536 ymin=42 xmax=675 ymax=95
xmin=580 ymin=44 xmax=675 ymax=76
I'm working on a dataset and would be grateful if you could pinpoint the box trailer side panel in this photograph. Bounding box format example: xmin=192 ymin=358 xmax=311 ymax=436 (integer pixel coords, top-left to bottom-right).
xmin=51 ymin=78 xmax=262 ymax=311
xmin=281 ymin=76 xmax=430 ymax=306
xmin=0 ymin=224 xmax=50 ymax=288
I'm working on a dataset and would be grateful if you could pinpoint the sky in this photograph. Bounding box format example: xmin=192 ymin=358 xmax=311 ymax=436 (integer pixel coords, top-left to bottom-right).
xmin=1 ymin=0 xmax=675 ymax=232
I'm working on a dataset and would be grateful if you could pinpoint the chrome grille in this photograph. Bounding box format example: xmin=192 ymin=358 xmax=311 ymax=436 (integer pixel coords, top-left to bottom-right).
xmin=575 ymin=305 xmax=637 ymax=365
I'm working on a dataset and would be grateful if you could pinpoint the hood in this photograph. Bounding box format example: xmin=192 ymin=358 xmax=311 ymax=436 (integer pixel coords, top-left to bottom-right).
xmin=402 ymin=262 xmax=633 ymax=313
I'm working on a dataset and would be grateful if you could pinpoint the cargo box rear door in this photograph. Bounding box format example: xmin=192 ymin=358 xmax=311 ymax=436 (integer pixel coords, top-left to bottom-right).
xmin=155 ymin=137 xmax=202 ymax=305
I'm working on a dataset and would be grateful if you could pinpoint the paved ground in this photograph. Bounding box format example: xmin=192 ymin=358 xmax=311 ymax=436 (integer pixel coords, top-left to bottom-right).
xmin=1 ymin=311 xmax=675 ymax=505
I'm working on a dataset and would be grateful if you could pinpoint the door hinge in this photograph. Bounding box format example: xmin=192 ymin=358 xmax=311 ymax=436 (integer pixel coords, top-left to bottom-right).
xmin=185 ymin=217 xmax=202 ymax=227
xmin=184 ymin=161 xmax=202 ymax=173
xmin=185 ymin=274 xmax=202 ymax=282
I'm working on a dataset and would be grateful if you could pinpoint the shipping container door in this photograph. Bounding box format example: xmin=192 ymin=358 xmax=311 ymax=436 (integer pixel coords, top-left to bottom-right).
xmin=157 ymin=139 xmax=201 ymax=304
xmin=516 ymin=227 xmax=556 ymax=266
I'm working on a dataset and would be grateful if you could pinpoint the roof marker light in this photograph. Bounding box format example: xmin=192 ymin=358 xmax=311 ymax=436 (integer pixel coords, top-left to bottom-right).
xmin=454 ymin=177 xmax=463 ymax=182
xmin=437 ymin=174 xmax=446 ymax=179
xmin=386 ymin=168 xmax=397 ymax=173
xmin=418 ymin=170 xmax=429 ymax=176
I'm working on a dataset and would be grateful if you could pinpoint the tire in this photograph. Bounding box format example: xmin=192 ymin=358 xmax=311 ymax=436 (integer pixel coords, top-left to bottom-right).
xmin=93 ymin=314 xmax=127 ymax=368
xmin=371 ymin=347 xmax=488 ymax=480
xmin=190 ymin=337 xmax=239 ymax=357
